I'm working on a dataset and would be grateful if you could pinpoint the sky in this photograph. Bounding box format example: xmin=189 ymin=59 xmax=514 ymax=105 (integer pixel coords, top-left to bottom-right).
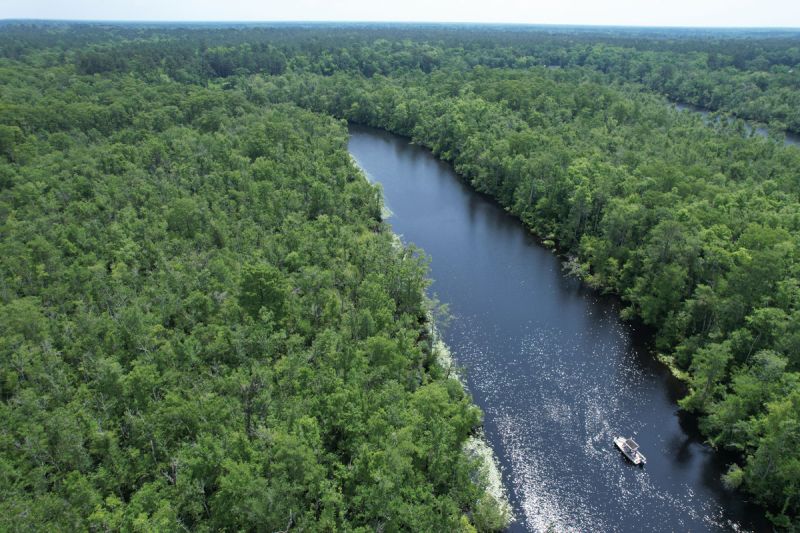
xmin=2 ymin=0 xmax=799 ymax=28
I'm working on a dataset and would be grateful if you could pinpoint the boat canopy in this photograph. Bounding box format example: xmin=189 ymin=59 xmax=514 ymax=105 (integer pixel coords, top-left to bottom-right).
xmin=625 ymin=438 xmax=639 ymax=451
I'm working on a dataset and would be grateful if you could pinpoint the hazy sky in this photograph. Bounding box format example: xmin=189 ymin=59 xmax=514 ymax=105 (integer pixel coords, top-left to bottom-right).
xmin=2 ymin=0 xmax=799 ymax=28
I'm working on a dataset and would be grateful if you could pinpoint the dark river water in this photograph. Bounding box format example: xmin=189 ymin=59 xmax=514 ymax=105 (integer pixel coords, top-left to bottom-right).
xmin=348 ymin=125 xmax=771 ymax=532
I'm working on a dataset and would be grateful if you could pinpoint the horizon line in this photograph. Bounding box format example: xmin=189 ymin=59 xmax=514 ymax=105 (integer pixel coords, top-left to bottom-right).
xmin=2 ymin=18 xmax=800 ymax=31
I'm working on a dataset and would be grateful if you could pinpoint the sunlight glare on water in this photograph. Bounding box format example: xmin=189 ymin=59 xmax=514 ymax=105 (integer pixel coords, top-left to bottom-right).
xmin=348 ymin=124 xmax=769 ymax=532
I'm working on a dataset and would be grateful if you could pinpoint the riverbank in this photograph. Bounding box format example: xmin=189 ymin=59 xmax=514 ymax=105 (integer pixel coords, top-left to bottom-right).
xmin=433 ymin=335 xmax=513 ymax=527
xmin=351 ymin=152 xmax=512 ymax=531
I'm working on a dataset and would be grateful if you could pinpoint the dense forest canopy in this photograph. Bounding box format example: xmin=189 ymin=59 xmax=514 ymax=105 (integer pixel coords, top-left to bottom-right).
xmin=1 ymin=22 xmax=800 ymax=529
xmin=3 ymin=21 xmax=800 ymax=130
xmin=0 ymin=28 xmax=510 ymax=532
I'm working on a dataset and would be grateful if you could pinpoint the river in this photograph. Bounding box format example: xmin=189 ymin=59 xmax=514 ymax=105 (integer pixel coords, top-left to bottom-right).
xmin=674 ymin=102 xmax=800 ymax=147
xmin=348 ymin=124 xmax=771 ymax=532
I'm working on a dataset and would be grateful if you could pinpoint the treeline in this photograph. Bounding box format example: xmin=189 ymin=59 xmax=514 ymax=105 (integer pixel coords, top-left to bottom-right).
xmin=262 ymin=67 xmax=800 ymax=525
xmin=3 ymin=24 xmax=800 ymax=130
xmin=0 ymin=60 xmax=508 ymax=530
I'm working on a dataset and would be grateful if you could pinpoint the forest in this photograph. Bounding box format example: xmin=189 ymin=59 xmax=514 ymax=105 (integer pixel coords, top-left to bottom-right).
xmin=0 ymin=31 xmax=508 ymax=532
xmin=1 ymin=21 xmax=800 ymax=529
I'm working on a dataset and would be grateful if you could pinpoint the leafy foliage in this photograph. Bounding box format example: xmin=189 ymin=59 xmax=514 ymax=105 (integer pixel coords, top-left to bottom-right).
xmin=267 ymin=55 xmax=800 ymax=527
xmin=3 ymin=21 xmax=800 ymax=528
xmin=0 ymin=58 xmax=500 ymax=530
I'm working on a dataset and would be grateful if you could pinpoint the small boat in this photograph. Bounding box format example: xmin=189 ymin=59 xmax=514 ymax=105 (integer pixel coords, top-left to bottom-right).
xmin=614 ymin=436 xmax=646 ymax=466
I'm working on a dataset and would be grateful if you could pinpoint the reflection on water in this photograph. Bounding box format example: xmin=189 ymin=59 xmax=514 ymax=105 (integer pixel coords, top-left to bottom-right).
xmin=348 ymin=124 xmax=771 ymax=532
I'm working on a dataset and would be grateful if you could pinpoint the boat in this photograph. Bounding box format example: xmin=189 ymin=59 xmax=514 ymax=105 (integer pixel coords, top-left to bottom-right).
xmin=614 ymin=436 xmax=646 ymax=466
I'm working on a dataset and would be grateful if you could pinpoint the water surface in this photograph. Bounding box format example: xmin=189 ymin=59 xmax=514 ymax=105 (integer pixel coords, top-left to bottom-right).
xmin=674 ymin=102 xmax=800 ymax=146
xmin=348 ymin=124 xmax=770 ymax=532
